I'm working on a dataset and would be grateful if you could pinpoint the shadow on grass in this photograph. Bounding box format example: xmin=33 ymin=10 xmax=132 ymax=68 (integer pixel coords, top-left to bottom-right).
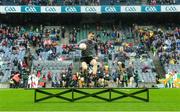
xmin=34 ymin=100 xmax=147 ymax=104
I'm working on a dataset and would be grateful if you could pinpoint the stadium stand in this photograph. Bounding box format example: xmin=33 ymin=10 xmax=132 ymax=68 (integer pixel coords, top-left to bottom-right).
xmin=0 ymin=18 xmax=179 ymax=88
xmin=0 ymin=0 xmax=179 ymax=88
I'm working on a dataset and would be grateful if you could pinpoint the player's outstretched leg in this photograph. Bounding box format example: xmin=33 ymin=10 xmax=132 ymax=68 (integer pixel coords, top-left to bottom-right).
xmin=90 ymin=59 xmax=98 ymax=75
xmin=81 ymin=61 xmax=88 ymax=72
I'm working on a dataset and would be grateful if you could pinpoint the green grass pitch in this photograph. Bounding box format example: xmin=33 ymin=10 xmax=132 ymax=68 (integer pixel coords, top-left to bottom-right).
xmin=0 ymin=89 xmax=180 ymax=111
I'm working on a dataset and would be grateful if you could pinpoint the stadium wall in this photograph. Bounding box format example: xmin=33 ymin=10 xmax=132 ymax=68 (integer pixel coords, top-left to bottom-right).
xmin=0 ymin=13 xmax=179 ymax=26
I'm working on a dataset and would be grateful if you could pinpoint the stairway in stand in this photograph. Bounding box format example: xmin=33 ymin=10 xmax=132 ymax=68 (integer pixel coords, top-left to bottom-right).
xmin=150 ymin=53 xmax=166 ymax=78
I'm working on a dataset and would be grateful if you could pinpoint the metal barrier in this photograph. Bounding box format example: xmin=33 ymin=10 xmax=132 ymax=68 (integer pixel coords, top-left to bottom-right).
xmin=33 ymin=88 xmax=150 ymax=103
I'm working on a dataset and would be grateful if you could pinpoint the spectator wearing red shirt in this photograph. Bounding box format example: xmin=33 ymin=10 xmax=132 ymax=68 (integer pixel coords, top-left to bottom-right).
xmin=150 ymin=0 xmax=157 ymax=5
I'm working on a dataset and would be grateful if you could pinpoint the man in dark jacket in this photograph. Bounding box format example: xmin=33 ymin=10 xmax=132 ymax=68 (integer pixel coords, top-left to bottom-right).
xmin=0 ymin=70 xmax=4 ymax=82
xmin=79 ymin=32 xmax=98 ymax=76
xmin=134 ymin=70 xmax=139 ymax=87
xmin=21 ymin=68 xmax=28 ymax=88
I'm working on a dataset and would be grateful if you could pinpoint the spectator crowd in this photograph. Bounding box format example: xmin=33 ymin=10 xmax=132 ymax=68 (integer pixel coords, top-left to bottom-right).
xmin=0 ymin=22 xmax=179 ymax=88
